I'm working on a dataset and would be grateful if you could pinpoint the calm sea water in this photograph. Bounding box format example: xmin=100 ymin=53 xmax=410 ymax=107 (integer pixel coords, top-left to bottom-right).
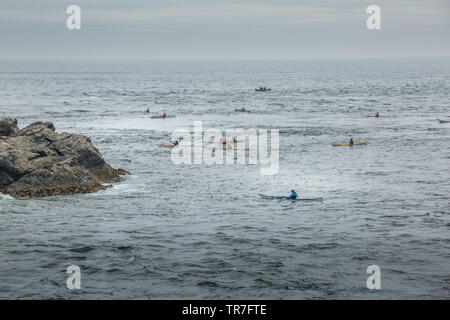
xmin=0 ymin=59 xmax=449 ymax=299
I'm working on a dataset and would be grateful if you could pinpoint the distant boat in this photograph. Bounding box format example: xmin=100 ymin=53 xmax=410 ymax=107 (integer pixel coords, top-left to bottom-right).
xmin=235 ymin=108 xmax=251 ymax=112
xmin=438 ymin=119 xmax=450 ymax=123
xmin=255 ymin=87 xmax=271 ymax=92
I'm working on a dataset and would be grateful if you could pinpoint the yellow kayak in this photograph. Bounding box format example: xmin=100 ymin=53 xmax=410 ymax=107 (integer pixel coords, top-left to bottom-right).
xmin=332 ymin=142 xmax=366 ymax=146
xmin=208 ymin=146 xmax=249 ymax=151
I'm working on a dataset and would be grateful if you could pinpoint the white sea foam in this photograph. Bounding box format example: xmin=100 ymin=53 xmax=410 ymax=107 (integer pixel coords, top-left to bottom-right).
xmin=0 ymin=193 xmax=14 ymax=201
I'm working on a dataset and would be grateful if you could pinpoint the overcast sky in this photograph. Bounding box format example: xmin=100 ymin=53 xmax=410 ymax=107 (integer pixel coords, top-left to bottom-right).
xmin=0 ymin=0 xmax=449 ymax=60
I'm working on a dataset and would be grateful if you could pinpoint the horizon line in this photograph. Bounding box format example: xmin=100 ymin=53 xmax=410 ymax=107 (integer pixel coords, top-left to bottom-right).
xmin=1 ymin=55 xmax=449 ymax=62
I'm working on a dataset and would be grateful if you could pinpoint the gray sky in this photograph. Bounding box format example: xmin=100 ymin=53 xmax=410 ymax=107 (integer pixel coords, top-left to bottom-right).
xmin=0 ymin=0 xmax=449 ymax=60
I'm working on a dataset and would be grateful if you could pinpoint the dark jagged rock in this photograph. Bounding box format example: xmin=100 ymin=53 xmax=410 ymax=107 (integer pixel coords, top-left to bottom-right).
xmin=0 ymin=118 xmax=130 ymax=199
xmin=0 ymin=118 xmax=18 ymax=137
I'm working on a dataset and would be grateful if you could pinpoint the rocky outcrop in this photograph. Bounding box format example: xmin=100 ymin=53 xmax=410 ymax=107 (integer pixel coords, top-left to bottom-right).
xmin=0 ymin=118 xmax=130 ymax=199
xmin=0 ymin=118 xmax=18 ymax=137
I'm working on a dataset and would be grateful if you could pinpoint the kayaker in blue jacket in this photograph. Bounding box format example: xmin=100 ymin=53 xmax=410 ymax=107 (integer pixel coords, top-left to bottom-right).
xmin=289 ymin=190 xmax=298 ymax=200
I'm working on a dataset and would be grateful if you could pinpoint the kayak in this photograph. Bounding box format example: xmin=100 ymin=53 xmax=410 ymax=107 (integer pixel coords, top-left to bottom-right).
xmin=438 ymin=119 xmax=450 ymax=123
xmin=364 ymin=115 xmax=387 ymax=118
xmin=209 ymin=147 xmax=249 ymax=151
xmin=332 ymin=142 xmax=366 ymax=146
xmin=211 ymin=140 xmax=245 ymax=144
xmin=258 ymin=194 xmax=323 ymax=201
xmin=156 ymin=144 xmax=176 ymax=148
xmin=235 ymin=109 xmax=251 ymax=112
xmin=151 ymin=115 xmax=176 ymax=119
xmin=157 ymin=144 xmax=192 ymax=148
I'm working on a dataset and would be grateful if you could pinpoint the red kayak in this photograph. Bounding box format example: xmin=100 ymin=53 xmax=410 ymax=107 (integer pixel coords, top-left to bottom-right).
xmin=156 ymin=144 xmax=175 ymax=148
xmin=364 ymin=114 xmax=387 ymax=118
xmin=151 ymin=115 xmax=176 ymax=119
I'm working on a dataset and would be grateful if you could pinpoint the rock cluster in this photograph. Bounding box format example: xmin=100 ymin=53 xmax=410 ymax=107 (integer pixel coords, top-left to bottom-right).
xmin=0 ymin=118 xmax=129 ymax=198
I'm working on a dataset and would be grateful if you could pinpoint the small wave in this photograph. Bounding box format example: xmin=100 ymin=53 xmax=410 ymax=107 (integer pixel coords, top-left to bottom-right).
xmin=69 ymin=246 xmax=95 ymax=253
xmin=116 ymin=246 xmax=134 ymax=251
xmin=198 ymin=280 xmax=219 ymax=287
xmin=0 ymin=193 xmax=14 ymax=200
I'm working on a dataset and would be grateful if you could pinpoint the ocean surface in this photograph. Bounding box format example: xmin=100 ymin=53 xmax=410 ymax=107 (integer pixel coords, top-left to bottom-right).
xmin=0 ymin=59 xmax=449 ymax=299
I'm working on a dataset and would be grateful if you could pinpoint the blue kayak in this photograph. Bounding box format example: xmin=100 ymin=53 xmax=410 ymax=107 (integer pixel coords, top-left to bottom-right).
xmin=258 ymin=194 xmax=323 ymax=201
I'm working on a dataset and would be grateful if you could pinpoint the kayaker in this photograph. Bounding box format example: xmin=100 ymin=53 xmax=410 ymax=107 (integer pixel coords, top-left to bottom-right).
xmin=146 ymin=107 xmax=150 ymax=113
xmin=242 ymin=107 xmax=246 ymax=112
xmin=375 ymin=112 xmax=379 ymax=118
xmin=289 ymin=190 xmax=298 ymax=200
xmin=173 ymin=140 xmax=179 ymax=146
xmin=162 ymin=113 xmax=166 ymax=119
xmin=350 ymin=138 xmax=354 ymax=146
